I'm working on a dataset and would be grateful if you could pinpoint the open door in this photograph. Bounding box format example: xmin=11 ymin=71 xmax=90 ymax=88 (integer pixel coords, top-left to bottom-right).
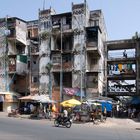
xmin=0 ymin=102 xmax=3 ymax=112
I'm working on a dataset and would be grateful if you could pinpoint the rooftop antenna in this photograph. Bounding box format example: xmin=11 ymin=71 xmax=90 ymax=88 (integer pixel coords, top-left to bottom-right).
xmin=43 ymin=0 xmax=46 ymax=10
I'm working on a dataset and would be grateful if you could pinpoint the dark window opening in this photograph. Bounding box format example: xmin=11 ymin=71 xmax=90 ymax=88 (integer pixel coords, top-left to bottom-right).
xmin=28 ymin=31 xmax=31 ymax=38
xmin=86 ymin=27 xmax=98 ymax=42
xmin=53 ymin=72 xmax=72 ymax=87
xmin=52 ymin=55 xmax=61 ymax=64
xmin=86 ymin=73 xmax=98 ymax=88
xmin=33 ymin=77 xmax=38 ymax=83
xmin=16 ymin=45 xmax=25 ymax=54
xmin=53 ymin=73 xmax=60 ymax=86
xmin=8 ymin=28 xmax=15 ymax=37
xmin=27 ymin=61 xmax=30 ymax=69
xmin=13 ymin=80 xmax=16 ymax=84
xmin=33 ymin=61 xmax=36 ymax=64
xmin=56 ymin=37 xmax=73 ymax=51
xmin=62 ymin=54 xmax=71 ymax=63
xmin=63 ymin=72 xmax=72 ymax=87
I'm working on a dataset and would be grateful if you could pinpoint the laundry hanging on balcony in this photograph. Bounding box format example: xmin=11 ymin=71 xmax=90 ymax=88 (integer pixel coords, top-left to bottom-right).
xmin=16 ymin=55 xmax=27 ymax=75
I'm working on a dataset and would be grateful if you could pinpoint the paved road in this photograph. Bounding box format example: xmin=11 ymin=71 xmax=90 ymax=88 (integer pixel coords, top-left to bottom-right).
xmin=0 ymin=113 xmax=140 ymax=140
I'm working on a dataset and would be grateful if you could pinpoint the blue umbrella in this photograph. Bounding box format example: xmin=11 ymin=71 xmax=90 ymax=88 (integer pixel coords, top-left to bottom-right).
xmin=130 ymin=96 xmax=140 ymax=104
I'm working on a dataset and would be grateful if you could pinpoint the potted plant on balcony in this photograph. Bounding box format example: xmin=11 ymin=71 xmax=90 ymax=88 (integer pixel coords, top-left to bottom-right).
xmin=40 ymin=31 xmax=51 ymax=40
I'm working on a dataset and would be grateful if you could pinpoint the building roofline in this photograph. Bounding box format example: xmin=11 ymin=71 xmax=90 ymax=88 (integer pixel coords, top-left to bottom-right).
xmin=27 ymin=19 xmax=38 ymax=23
xmin=52 ymin=12 xmax=72 ymax=17
xmin=106 ymin=39 xmax=135 ymax=45
xmin=7 ymin=17 xmax=27 ymax=23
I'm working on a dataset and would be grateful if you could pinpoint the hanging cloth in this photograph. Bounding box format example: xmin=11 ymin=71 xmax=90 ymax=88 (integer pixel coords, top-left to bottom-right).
xmin=123 ymin=64 xmax=127 ymax=71
xmin=130 ymin=64 xmax=132 ymax=70
xmin=112 ymin=65 xmax=115 ymax=71
xmin=118 ymin=64 xmax=122 ymax=71
xmin=127 ymin=64 xmax=132 ymax=70
xmin=115 ymin=64 xmax=118 ymax=71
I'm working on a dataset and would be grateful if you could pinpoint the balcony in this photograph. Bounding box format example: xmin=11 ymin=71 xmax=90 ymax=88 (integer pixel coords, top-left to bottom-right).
xmin=7 ymin=28 xmax=16 ymax=39
xmin=31 ymin=47 xmax=39 ymax=55
xmin=86 ymin=41 xmax=98 ymax=50
xmin=8 ymin=65 xmax=16 ymax=74
xmin=108 ymin=49 xmax=136 ymax=62
xmin=86 ymin=65 xmax=100 ymax=73
xmin=107 ymin=62 xmax=136 ymax=80
xmin=86 ymin=26 xmax=100 ymax=55
xmin=52 ymin=24 xmax=72 ymax=35
xmin=86 ymin=42 xmax=101 ymax=56
xmin=52 ymin=62 xmax=72 ymax=72
xmin=107 ymin=74 xmax=136 ymax=80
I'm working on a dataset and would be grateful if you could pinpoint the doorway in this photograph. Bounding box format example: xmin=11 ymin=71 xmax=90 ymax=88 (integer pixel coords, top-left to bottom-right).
xmin=0 ymin=102 xmax=3 ymax=112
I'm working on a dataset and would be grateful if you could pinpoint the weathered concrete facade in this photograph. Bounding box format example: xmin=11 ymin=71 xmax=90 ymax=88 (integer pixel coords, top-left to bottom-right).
xmin=27 ymin=20 xmax=39 ymax=95
xmin=0 ymin=1 xmax=107 ymax=112
xmin=0 ymin=17 xmax=28 ymax=112
xmin=38 ymin=1 xmax=107 ymax=102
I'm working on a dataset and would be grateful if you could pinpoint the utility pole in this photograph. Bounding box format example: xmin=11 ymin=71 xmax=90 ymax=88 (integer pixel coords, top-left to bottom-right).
xmin=60 ymin=18 xmax=63 ymax=105
xmin=80 ymin=26 xmax=83 ymax=102
xmin=5 ymin=16 xmax=9 ymax=92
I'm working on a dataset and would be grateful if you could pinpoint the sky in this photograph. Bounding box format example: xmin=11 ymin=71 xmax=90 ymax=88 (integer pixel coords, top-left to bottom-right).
xmin=0 ymin=0 xmax=140 ymax=40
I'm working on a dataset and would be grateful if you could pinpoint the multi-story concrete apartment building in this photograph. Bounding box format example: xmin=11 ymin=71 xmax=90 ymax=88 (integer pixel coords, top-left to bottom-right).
xmin=38 ymin=0 xmax=107 ymax=105
xmin=27 ymin=20 xmax=39 ymax=95
xmin=0 ymin=1 xmax=107 ymax=112
xmin=106 ymin=39 xmax=140 ymax=97
xmin=0 ymin=17 xmax=28 ymax=111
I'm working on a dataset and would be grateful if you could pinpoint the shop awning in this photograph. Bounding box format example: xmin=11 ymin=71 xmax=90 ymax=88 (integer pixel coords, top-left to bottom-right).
xmin=0 ymin=91 xmax=20 ymax=96
xmin=19 ymin=95 xmax=34 ymax=100
xmin=32 ymin=94 xmax=56 ymax=103
xmin=19 ymin=94 xmax=56 ymax=103
xmin=0 ymin=91 xmax=20 ymax=102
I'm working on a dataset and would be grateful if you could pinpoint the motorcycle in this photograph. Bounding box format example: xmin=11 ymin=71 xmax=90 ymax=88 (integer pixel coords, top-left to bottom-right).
xmin=54 ymin=114 xmax=72 ymax=128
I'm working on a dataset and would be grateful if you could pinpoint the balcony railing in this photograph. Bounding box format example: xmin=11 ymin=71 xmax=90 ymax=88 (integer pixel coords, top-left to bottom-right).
xmin=9 ymin=65 xmax=16 ymax=73
xmin=52 ymin=24 xmax=71 ymax=32
xmin=52 ymin=62 xmax=72 ymax=72
xmin=87 ymin=41 xmax=97 ymax=47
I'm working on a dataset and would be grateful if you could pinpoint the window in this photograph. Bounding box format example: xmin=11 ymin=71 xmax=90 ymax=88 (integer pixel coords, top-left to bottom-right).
xmin=28 ymin=31 xmax=31 ymax=38
xmin=33 ymin=61 xmax=36 ymax=64
xmin=44 ymin=21 xmax=51 ymax=28
xmin=94 ymin=20 xmax=99 ymax=26
xmin=87 ymin=27 xmax=98 ymax=42
xmin=13 ymin=80 xmax=16 ymax=84
xmin=52 ymin=55 xmax=61 ymax=63
xmin=32 ymin=76 xmax=38 ymax=83
xmin=63 ymin=54 xmax=71 ymax=63
xmin=86 ymin=73 xmax=98 ymax=88
xmin=27 ymin=61 xmax=30 ymax=69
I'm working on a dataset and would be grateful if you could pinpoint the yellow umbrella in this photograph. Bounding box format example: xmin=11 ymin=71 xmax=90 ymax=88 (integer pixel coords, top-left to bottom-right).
xmin=62 ymin=99 xmax=81 ymax=106
xmin=60 ymin=101 xmax=75 ymax=107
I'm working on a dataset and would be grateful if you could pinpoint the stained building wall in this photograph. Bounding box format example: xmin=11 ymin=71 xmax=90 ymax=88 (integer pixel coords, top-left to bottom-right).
xmin=39 ymin=9 xmax=55 ymax=94
xmin=72 ymin=2 xmax=88 ymax=89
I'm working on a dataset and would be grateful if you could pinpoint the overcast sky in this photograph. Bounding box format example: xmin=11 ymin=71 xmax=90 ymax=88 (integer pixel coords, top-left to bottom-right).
xmin=0 ymin=0 xmax=140 ymax=40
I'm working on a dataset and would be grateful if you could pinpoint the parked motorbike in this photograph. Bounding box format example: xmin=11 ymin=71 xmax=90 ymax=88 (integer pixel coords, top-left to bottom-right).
xmin=54 ymin=114 xmax=72 ymax=128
